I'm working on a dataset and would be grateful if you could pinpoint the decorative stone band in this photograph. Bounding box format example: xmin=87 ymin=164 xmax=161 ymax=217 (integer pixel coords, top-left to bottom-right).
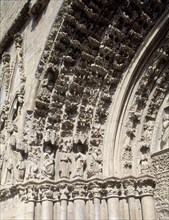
xmin=0 ymin=175 xmax=156 ymax=202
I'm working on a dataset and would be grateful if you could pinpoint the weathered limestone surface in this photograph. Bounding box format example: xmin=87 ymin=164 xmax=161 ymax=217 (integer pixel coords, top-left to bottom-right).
xmin=0 ymin=0 xmax=169 ymax=219
xmin=0 ymin=0 xmax=28 ymax=42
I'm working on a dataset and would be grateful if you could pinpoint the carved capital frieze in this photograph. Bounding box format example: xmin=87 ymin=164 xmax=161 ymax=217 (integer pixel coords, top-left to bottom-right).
xmin=1 ymin=176 xmax=157 ymax=202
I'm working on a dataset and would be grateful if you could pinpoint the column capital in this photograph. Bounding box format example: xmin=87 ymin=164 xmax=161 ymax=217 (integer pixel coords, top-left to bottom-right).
xmin=19 ymin=185 xmax=38 ymax=202
xmin=59 ymin=184 xmax=70 ymax=200
xmin=123 ymin=179 xmax=136 ymax=197
xmin=88 ymin=181 xmax=102 ymax=199
xmin=106 ymin=180 xmax=121 ymax=198
xmin=39 ymin=185 xmax=54 ymax=201
xmin=72 ymin=183 xmax=87 ymax=200
xmin=137 ymin=177 xmax=156 ymax=196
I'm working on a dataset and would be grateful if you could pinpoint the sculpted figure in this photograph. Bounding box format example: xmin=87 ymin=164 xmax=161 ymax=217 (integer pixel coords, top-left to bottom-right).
xmin=26 ymin=158 xmax=39 ymax=180
xmin=161 ymin=106 xmax=169 ymax=149
xmin=87 ymin=147 xmax=102 ymax=178
xmin=42 ymin=145 xmax=55 ymax=179
xmin=16 ymin=157 xmax=25 ymax=182
xmin=74 ymin=145 xmax=86 ymax=178
xmin=0 ymin=134 xmax=5 ymax=183
xmin=0 ymin=134 xmax=6 ymax=158
xmin=59 ymin=145 xmax=71 ymax=179
xmin=140 ymin=154 xmax=150 ymax=174
xmin=1 ymin=121 xmax=19 ymax=185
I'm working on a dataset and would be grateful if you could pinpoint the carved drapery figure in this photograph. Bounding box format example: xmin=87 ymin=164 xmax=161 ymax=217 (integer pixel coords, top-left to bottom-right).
xmin=42 ymin=145 xmax=55 ymax=179
xmin=161 ymin=106 xmax=169 ymax=149
xmin=59 ymin=145 xmax=71 ymax=179
xmin=26 ymin=159 xmax=39 ymax=180
xmin=1 ymin=121 xmax=19 ymax=185
xmin=74 ymin=145 xmax=86 ymax=178
xmin=139 ymin=145 xmax=150 ymax=174
xmin=16 ymin=157 xmax=25 ymax=182
xmin=0 ymin=134 xmax=6 ymax=172
xmin=140 ymin=154 xmax=150 ymax=174
xmin=87 ymin=147 xmax=102 ymax=178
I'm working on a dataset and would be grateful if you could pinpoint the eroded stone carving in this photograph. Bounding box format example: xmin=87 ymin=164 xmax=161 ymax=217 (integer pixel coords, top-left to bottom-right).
xmin=26 ymin=158 xmax=39 ymax=180
xmin=139 ymin=145 xmax=151 ymax=174
xmin=16 ymin=157 xmax=25 ymax=182
xmin=1 ymin=121 xmax=24 ymax=185
xmin=87 ymin=147 xmax=102 ymax=178
xmin=161 ymin=105 xmax=169 ymax=149
xmin=73 ymin=142 xmax=87 ymax=178
xmin=42 ymin=144 xmax=55 ymax=180
xmin=122 ymin=145 xmax=133 ymax=175
xmin=59 ymin=144 xmax=72 ymax=179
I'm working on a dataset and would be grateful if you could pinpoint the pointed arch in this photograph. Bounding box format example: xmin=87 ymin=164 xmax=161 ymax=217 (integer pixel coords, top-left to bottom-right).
xmin=103 ymin=8 xmax=169 ymax=177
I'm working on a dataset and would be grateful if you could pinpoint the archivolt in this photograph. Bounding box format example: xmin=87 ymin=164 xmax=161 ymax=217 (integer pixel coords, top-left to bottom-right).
xmin=27 ymin=0 xmax=169 ymax=178
xmin=104 ymin=8 xmax=169 ymax=177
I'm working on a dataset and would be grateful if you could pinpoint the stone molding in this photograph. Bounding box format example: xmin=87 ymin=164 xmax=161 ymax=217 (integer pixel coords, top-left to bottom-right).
xmin=0 ymin=175 xmax=156 ymax=203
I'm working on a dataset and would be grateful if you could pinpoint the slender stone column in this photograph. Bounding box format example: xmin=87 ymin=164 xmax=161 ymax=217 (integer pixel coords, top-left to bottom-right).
xmin=26 ymin=201 xmax=35 ymax=220
xmin=60 ymin=199 xmax=68 ymax=220
xmin=123 ymin=179 xmax=136 ymax=220
xmin=41 ymin=200 xmax=53 ymax=220
xmin=94 ymin=197 xmax=100 ymax=220
xmin=22 ymin=186 xmax=37 ymax=220
xmin=41 ymin=187 xmax=54 ymax=220
xmin=106 ymin=180 xmax=121 ymax=220
xmin=119 ymin=197 xmax=129 ymax=220
xmin=138 ymin=177 xmax=156 ymax=220
xmin=73 ymin=183 xmax=86 ymax=220
xmin=60 ymin=187 xmax=69 ymax=220
xmin=89 ymin=183 xmax=101 ymax=220
xmin=35 ymin=202 xmax=41 ymax=220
